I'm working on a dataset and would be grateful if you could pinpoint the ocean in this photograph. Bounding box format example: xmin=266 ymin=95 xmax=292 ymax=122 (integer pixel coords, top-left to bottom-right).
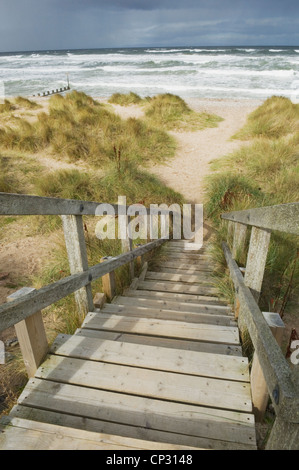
xmin=0 ymin=46 xmax=298 ymax=101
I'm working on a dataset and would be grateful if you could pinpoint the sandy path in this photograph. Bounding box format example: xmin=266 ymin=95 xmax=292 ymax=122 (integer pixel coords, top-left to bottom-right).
xmin=148 ymin=98 xmax=262 ymax=204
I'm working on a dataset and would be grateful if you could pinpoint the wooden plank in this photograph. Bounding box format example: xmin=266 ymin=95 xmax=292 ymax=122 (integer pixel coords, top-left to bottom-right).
xmin=161 ymin=247 xmax=209 ymax=255
xmin=50 ymin=334 xmax=249 ymax=381
xmin=113 ymin=295 xmax=232 ymax=314
xmin=14 ymin=379 xmax=256 ymax=447
xmin=61 ymin=214 xmax=94 ymax=316
xmin=145 ymin=271 xmax=214 ymax=285
xmin=161 ymin=252 xmax=211 ymax=261
xmin=151 ymin=266 xmax=214 ymax=276
xmin=0 ymin=237 xmax=167 ymax=332
xmin=11 ymin=405 xmax=256 ymax=450
xmin=153 ymin=260 xmax=213 ymax=272
xmin=137 ymin=280 xmax=219 ymax=296
xmin=102 ymin=303 xmax=232 ymax=326
xmin=35 ymin=355 xmax=252 ymax=412
xmin=76 ymin=328 xmax=243 ymax=356
xmin=125 ymin=289 xmax=227 ymax=305
xmin=81 ymin=312 xmax=240 ymax=345
xmin=221 ymin=202 xmax=299 ymax=236
xmin=0 ymin=417 xmax=196 ymax=450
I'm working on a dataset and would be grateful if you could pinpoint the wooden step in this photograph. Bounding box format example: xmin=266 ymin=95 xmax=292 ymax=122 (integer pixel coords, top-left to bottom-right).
xmin=0 ymin=416 xmax=197 ymax=450
xmin=113 ymin=295 xmax=232 ymax=315
xmin=50 ymin=334 xmax=248 ymax=381
xmin=150 ymin=266 xmax=214 ymax=276
xmin=145 ymin=271 xmax=214 ymax=285
xmin=81 ymin=312 xmax=240 ymax=345
xmin=162 ymin=247 xmax=209 ymax=254
xmin=104 ymin=302 xmax=233 ymax=326
xmin=125 ymin=289 xmax=227 ymax=305
xmin=12 ymin=379 xmax=256 ymax=449
xmin=11 ymin=405 xmax=254 ymax=450
xmin=137 ymin=280 xmax=219 ymax=296
xmin=76 ymin=328 xmax=242 ymax=356
xmin=153 ymin=261 xmax=214 ymax=272
xmin=35 ymin=355 xmax=252 ymax=412
xmin=160 ymin=251 xmax=210 ymax=260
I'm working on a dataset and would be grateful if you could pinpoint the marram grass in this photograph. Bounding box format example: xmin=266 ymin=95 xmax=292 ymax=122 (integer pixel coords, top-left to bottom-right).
xmin=205 ymin=95 xmax=299 ymax=315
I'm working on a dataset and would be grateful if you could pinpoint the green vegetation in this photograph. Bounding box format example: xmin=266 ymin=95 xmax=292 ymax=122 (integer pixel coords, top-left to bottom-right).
xmin=14 ymin=96 xmax=41 ymax=109
xmin=144 ymin=93 xmax=223 ymax=131
xmin=108 ymin=92 xmax=143 ymax=106
xmin=233 ymin=96 xmax=299 ymax=140
xmin=205 ymin=96 xmax=299 ymax=316
xmin=0 ymin=90 xmax=176 ymax=165
xmin=0 ymin=99 xmax=15 ymax=114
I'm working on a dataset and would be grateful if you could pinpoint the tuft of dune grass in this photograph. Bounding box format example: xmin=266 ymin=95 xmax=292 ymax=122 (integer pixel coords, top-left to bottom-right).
xmin=204 ymin=96 xmax=299 ymax=315
xmin=14 ymin=96 xmax=41 ymax=109
xmin=108 ymin=92 xmax=143 ymax=106
xmin=233 ymin=96 xmax=299 ymax=140
xmin=144 ymin=93 xmax=223 ymax=131
xmin=0 ymin=91 xmax=176 ymax=166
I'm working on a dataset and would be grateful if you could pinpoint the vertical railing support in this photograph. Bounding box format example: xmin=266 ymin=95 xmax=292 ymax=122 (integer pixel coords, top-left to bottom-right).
xmin=119 ymin=196 xmax=134 ymax=280
xmin=61 ymin=215 xmax=94 ymax=318
xmin=100 ymin=257 xmax=116 ymax=301
xmin=244 ymin=226 xmax=271 ymax=302
xmin=241 ymin=226 xmax=272 ymax=421
xmin=7 ymin=288 xmax=48 ymax=378
xmin=250 ymin=312 xmax=285 ymax=421
xmin=232 ymin=222 xmax=248 ymax=260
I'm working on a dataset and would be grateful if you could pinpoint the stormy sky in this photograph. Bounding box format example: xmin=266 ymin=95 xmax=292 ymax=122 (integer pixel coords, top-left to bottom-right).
xmin=0 ymin=0 xmax=298 ymax=52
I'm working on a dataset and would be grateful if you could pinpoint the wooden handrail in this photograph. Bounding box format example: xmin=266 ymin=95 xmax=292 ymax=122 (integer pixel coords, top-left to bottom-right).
xmin=222 ymin=242 xmax=298 ymax=423
xmin=0 ymin=237 xmax=167 ymax=332
xmin=221 ymin=202 xmax=299 ymax=235
xmin=0 ymin=192 xmax=178 ymax=216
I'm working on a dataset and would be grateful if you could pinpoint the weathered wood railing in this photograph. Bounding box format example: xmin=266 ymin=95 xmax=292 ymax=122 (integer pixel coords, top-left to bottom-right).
xmin=221 ymin=202 xmax=299 ymax=450
xmin=0 ymin=192 xmax=176 ymax=377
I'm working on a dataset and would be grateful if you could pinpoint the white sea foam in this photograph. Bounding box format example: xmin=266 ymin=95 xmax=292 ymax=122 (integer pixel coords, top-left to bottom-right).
xmin=1 ymin=47 xmax=298 ymax=100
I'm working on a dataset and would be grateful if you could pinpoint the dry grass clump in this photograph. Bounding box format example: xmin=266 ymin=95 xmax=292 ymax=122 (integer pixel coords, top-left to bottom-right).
xmin=13 ymin=96 xmax=40 ymax=109
xmin=144 ymin=93 xmax=223 ymax=131
xmin=205 ymin=96 xmax=299 ymax=316
xmin=0 ymin=99 xmax=15 ymax=114
xmin=0 ymin=91 xmax=176 ymax=166
xmin=108 ymin=92 xmax=143 ymax=106
xmin=233 ymin=96 xmax=299 ymax=139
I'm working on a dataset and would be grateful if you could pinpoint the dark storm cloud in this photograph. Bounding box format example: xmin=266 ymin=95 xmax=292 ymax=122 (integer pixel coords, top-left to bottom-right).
xmin=0 ymin=0 xmax=298 ymax=52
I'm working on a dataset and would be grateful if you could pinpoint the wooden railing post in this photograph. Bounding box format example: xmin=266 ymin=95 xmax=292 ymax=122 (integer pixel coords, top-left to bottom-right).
xmin=241 ymin=226 xmax=273 ymax=421
xmin=250 ymin=312 xmax=285 ymax=421
xmin=232 ymin=222 xmax=247 ymax=260
xmin=244 ymin=226 xmax=271 ymax=302
xmin=119 ymin=196 xmax=134 ymax=280
xmin=100 ymin=257 xmax=116 ymax=301
xmin=231 ymin=222 xmax=247 ymax=319
xmin=61 ymin=215 xmax=94 ymax=319
xmin=7 ymin=288 xmax=48 ymax=378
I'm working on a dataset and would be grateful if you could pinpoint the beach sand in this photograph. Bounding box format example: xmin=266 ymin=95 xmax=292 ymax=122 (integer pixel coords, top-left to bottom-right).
xmin=110 ymin=97 xmax=262 ymax=203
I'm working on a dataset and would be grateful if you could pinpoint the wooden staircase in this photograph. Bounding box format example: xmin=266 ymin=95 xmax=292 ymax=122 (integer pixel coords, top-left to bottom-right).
xmin=0 ymin=240 xmax=257 ymax=450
